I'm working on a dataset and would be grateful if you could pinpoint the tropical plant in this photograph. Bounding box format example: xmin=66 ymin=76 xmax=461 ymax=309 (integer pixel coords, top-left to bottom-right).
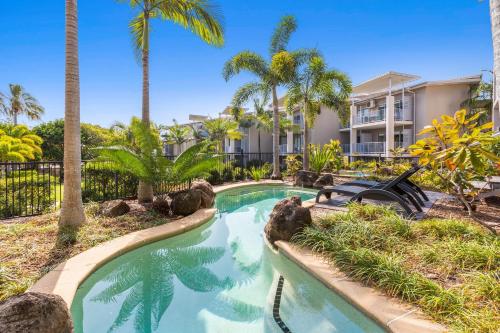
xmin=189 ymin=124 xmax=206 ymax=143
xmin=202 ymin=118 xmax=242 ymax=152
xmin=60 ymin=0 xmax=86 ymax=227
xmin=309 ymin=144 xmax=333 ymax=175
xmin=0 ymin=125 xmax=43 ymax=162
xmin=0 ymin=84 xmax=44 ymax=125
xmin=223 ymin=15 xmax=309 ymax=179
xmin=97 ymin=117 xmax=218 ymax=201
xmin=324 ymin=139 xmax=344 ymax=173
xmin=119 ymin=0 xmax=224 ymax=202
xmin=284 ymin=55 xmax=351 ymax=170
xmin=284 ymin=154 xmax=302 ymax=178
xmin=162 ymin=120 xmax=190 ymax=147
xmin=409 ymin=109 xmax=500 ymax=224
xmin=248 ymin=163 xmax=272 ymax=181
xmin=461 ymin=80 xmax=493 ymax=122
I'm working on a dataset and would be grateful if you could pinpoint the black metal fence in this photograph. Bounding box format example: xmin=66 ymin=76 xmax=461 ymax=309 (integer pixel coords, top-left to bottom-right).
xmin=0 ymin=153 xmax=290 ymax=220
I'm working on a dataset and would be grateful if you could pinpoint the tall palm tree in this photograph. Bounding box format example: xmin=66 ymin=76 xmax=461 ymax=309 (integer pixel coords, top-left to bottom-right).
xmin=284 ymin=56 xmax=351 ymax=171
xmin=203 ymin=117 xmax=242 ymax=152
xmin=0 ymin=84 xmax=44 ymax=125
xmin=223 ymin=15 xmax=302 ymax=179
xmin=491 ymin=0 xmax=500 ymax=131
xmin=60 ymin=0 xmax=86 ymax=227
xmin=118 ymin=0 xmax=224 ymax=202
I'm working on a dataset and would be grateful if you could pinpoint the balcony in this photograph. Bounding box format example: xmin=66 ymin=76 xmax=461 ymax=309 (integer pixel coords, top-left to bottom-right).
xmin=353 ymin=142 xmax=386 ymax=154
xmin=342 ymin=144 xmax=350 ymax=154
xmin=354 ymin=109 xmax=385 ymax=125
xmin=394 ymin=108 xmax=412 ymax=121
xmin=279 ymin=144 xmax=287 ymax=154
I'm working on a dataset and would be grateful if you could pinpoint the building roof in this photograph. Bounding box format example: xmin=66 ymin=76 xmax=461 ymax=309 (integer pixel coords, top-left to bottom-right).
xmin=189 ymin=114 xmax=209 ymax=122
xmin=352 ymin=71 xmax=420 ymax=95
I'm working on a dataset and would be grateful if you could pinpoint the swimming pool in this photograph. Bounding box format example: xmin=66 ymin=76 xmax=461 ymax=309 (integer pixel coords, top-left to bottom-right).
xmin=71 ymin=185 xmax=386 ymax=333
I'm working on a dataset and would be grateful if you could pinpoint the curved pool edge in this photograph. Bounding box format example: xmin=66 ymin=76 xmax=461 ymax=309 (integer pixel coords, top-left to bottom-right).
xmin=29 ymin=208 xmax=217 ymax=307
xmin=29 ymin=180 xmax=288 ymax=307
xmin=273 ymin=241 xmax=446 ymax=333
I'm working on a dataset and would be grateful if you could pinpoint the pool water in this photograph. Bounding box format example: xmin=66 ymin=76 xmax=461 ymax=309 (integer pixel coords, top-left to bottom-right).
xmin=71 ymin=186 xmax=386 ymax=333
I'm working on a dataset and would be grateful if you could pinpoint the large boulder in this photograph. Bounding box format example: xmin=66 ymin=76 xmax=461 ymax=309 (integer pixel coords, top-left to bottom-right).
xmin=0 ymin=292 xmax=73 ymax=333
xmin=152 ymin=198 xmax=170 ymax=216
xmin=265 ymin=196 xmax=312 ymax=245
xmin=101 ymin=200 xmax=130 ymax=217
xmin=294 ymin=170 xmax=319 ymax=188
xmin=313 ymin=174 xmax=334 ymax=189
xmin=170 ymin=189 xmax=201 ymax=216
xmin=191 ymin=180 xmax=215 ymax=208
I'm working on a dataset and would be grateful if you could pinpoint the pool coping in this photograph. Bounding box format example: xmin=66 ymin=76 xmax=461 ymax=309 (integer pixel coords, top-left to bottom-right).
xmin=28 ymin=180 xmax=287 ymax=307
xmin=274 ymin=241 xmax=446 ymax=333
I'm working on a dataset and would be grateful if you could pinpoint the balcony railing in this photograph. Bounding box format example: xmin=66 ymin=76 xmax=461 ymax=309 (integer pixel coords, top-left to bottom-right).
xmin=279 ymin=144 xmax=287 ymax=154
xmin=353 ymin=142 xmax=386 ymax=154
xmin=394 ymin=108 xmax=412 ymax=121
xmin=342 ymin=144 xmax=350 ymax=154
xmin=352 ymin=107 xmax=413 ymax=126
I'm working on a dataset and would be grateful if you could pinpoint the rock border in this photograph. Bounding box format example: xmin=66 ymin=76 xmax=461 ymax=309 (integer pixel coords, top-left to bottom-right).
xmin=274 ymin=241 xmax=446 ymax=333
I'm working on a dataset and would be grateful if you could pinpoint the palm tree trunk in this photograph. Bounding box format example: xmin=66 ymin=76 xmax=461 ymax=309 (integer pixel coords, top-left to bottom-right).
xmin=271 ymin=86 xmax=281 ymax=179
xmin=258 ymin=129 xmax=261 ymax=156
xmin=491 ymin=0 xmax=500 ymax=131
xmin=303 ymin=109 xmax=310 ymax=171
xmin=60 ymin=0 xmax=86 ymax=227
xmin=13 ymin=113 xmax=17 ymax=126
xmin=138 ymin=12 xmax=154 ymax=203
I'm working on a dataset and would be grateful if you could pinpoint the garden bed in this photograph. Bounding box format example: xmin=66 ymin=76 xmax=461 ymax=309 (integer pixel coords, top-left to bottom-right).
xmin=0 ymin=200 xmax=178 ymax=302
xmin=295 ymin=203 xmax=499 ymax=332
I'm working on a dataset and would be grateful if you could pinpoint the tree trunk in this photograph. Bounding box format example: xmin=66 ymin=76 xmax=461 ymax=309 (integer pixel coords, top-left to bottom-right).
xmin=271 ymin=86 xmax=281 ymax=179
xmin=258 ymin=130 xmax=261 ymax=156
xmin=491 ymin=0 xmax=500 ymax=131
xmin=138 ymin=13 xmax=154 ymax=203
xmin=302 ymin=107 xmax=310 ymax=171
xmin=60 ymin=0 xmax=86 ymax=227
xmin=13 ymin=113 xmax=18 ymax=126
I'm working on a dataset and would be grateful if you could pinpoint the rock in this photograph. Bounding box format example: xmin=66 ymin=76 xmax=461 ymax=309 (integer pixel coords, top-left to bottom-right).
xmin=485 ymin=196 xmax=500 ymax=207
xmin=170 ymin=189 xmax=201 ymax=216
xmin=313 ymin=174 xmax=334 ymax=189
xmin=102 ymin=200 xmax=130 ymax=217
xmin=152 ymin=198 xmax=170 ymax=216
xmin=265 ymin=197 xmax=312 ymax=245
xmin=191 ymin=180 xmax=215 ymax=208
xmin=0 ymin=292 xmax=73 ymax=333
xmin=290 ymin=195 xmax=302 ymax=206
xmin=294 ymin=170 xmax=319 ymax=188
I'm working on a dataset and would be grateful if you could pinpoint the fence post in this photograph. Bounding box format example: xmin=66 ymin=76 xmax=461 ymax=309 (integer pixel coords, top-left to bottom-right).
xmin=240 ymin=151 xmax=245 ymax=179
xmin=114 ymin=171 xmax=119 ymax=199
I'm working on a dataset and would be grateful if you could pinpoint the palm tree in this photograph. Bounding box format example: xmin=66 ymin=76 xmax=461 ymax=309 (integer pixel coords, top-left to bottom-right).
xmin=60 ymin=0 xmax=86 ymax=227
xmin=490 ymin=0 xmax=500 ymax=131
xmin=284 ymin=55 xmax=351 ymax=171
xmin=163 ymin=120 xmax=190 ymax=154
xmin=119 ymin=0 xmax=224 ymax=202
xmin=0 ymin=84 xmax=44 ymax=125
xmin=223 ymin=15 xmax=303 ymax=179
xmin=203 ymin=117 xmax=242 ymax=152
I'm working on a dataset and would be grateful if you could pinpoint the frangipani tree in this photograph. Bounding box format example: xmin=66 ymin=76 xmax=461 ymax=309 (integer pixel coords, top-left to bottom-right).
xmin=284 ymin=55 xmax=351 ymax=171
xmin=223 ymin=15 xmax=307 ymax=179
xmin=119 ymin=0 xmax=224 ymax=202
xmin=410 ymin=109 xmax=499 ymax=224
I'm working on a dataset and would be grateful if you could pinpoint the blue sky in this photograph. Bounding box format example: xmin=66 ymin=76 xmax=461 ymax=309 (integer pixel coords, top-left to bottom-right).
xmin=0 ymin=0 xmax=493 ymax=127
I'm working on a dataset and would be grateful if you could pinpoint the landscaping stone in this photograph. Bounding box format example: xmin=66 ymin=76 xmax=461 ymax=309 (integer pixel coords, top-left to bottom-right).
xmin=152 ymin=198 xmax=170 ymax=216
xmin=294 ymin=170 xmax=319 ymax=188
xmin=265 ymin=196 xmax=312 ymax=245
xmin=102 ymin=200 xmax=130 ymax=217
xmin=191 ymin=180 xmax=215 ymax=208
xmin=170 ymin=189 xmax=202 ymax=216
xmin=313 ymin=173 xmax=334 ymax=189
xmin=0 ymin=292 xmax=73 ymax=333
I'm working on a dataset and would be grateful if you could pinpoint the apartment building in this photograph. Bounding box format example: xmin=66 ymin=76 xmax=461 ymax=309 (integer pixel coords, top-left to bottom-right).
xmin=340 ymin=72 xmax=482 ymax=159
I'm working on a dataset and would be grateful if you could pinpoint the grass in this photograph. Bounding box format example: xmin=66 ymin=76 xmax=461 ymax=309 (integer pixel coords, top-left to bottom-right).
xmin=0 ymin=202 xmax=172 ymax=302
xmin=293 ymin=203 xmax=500 ymax=333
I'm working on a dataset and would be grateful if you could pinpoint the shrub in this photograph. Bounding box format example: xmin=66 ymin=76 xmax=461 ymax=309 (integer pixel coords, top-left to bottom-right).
xmin=284 ymin=154 xmax=302 ymax=177
xmin=309 ymin=144 xmax=332 ymax=174
xmin=81 ymin=162 xmax=138 ymax=202
xmin=248 ymin=163 xmax=272 ymax=181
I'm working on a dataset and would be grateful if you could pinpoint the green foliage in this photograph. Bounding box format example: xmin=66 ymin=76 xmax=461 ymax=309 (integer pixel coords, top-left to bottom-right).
xmin=0 ymin=84 xmax=44 ymax=124
xmin=284 ymin=154 xmax=302 ymax=177
xmin=247 ymin=163 xmax=272 ymax=181
xmin=324 ymin=140 xmax=343 ymax=173
xmin=0 ymin=124 xmax=43 ymax=162
xmin=162 ymin=120 xmax=191 ymax=145
xmin=309 ymin=144 xmax=332 ymax=174
xmin=293 ymin=203 xmax=500 ymax=332
xmin=33 ymin=119 xmax=121 ymax=160
xmin=81 ymin=162 xmax=138 ymax=202
xmin=0 ymin=171 xmax=58 ymax=218
xmin=409 ymin=109 xmax=500 ymax=216
xmin=203 ymin=118 xmax=242 ymax=152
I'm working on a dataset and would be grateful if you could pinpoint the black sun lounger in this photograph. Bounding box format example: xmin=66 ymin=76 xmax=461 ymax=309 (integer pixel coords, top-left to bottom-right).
xmin=315 ymin=164 xmax=425 ymax=218
xmin=340 ymin=167 xmax=429 ymax=204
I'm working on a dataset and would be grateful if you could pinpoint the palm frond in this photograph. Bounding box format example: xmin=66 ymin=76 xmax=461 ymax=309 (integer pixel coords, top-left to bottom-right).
xmin=222 ymin=51 xmax=269 ymax=81
xmin=231 ymin=82 xmax=269 ymax=107
xmin=270 ymin=15 xmax=297 ymax=55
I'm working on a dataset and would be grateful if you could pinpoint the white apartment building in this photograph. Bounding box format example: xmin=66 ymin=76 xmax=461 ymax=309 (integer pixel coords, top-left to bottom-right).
xmin=165 ymin=71 xmax=485 ymax=159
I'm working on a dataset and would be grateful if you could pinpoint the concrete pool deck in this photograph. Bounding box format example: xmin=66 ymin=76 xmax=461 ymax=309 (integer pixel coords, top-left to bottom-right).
xmin=30 ymin=180 xmax=445 ymax=332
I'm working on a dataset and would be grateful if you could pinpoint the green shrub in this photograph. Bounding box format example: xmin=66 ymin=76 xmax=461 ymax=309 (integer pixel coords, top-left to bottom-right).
xmin=309 ymin=144 xmax=332 ymax=174
xmin=81 ymin=162 xmax=138 ymax=202
xmin=284 ymin=154 xmax=302 ymax=177
xmin=247 ymin=163 xmax=272 ymax=181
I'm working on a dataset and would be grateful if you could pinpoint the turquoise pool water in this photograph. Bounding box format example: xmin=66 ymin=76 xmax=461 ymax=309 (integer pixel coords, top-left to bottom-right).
xmin=71 ymin=186 xmax=386 ymax=333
